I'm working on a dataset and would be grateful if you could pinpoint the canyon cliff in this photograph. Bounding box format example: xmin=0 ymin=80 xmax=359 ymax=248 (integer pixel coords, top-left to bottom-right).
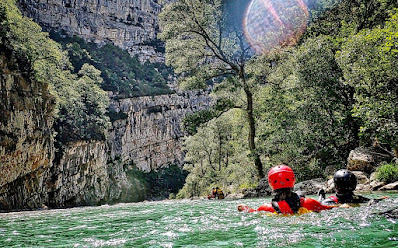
xmin=18 ymin=0 xmax=168 ymax=62
xmin=0 ymin=0 xmax=212 ymax=211
xmin=0 ymin=49 xmax=210 ymax=210
xmin=0 ymin=50 xmax=55 ymax=210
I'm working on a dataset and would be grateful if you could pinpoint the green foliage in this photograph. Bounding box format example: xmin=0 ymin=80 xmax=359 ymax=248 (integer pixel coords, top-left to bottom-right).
xmin=146 ymin=164 xmax=188 ymax=199
xmin=304 ymin=0 xmax=398 ymax=40
xmin=173 ymin=0 xmax=397 ymax=191
xmin=251 ymin=3 xmax=398 ymax=181
xmin=182 ymin=109 xmax=218 ymax=136
xmin=55 ymin=64 xmax=110 ymax=142
xmin=50 ymin=32 xmax=173 ymax=97
xmin=250 ymin=36 xmax=356 ymax=180
xmin=0 ymin=0 xmax=110 ymax=144
xmin=127 ymin=164 xmax=188 ymax=199
xmin=336 ymin=9 xmax=398 ymax=148
xmin=376 ymin=162 xmax=398 ymax=183
xmin=107 ymin=110 xmax=129 ymax=122
xmin=177 ymin=110 xmax=257 ymax=198
xmin=182 ymin=97 xmax=235 ymax=135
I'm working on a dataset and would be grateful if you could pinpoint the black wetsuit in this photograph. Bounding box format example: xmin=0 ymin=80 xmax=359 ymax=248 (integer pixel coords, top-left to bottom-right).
xmin=271 ymin=191 xmax=301 ymax=214
xmin=321 ymin=192 xmax=370 ymax=206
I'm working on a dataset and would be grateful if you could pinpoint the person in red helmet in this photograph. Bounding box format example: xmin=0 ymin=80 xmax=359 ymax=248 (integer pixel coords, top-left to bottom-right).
xmin=238 ymin=164 xmax=333 ymax=215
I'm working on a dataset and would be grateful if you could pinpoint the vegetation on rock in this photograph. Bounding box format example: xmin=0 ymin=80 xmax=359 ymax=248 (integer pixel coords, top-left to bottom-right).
xmin=0 ymin=0 xmax=110 ymax=145
xmin=50 ymin=32 xmax=174 ymax=98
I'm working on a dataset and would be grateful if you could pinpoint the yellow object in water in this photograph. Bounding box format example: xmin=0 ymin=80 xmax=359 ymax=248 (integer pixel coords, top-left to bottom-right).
xmin=261 ymin=207 xmax=312 ymax=217
xmin=297 ymin=207 xmax=311 ymax=215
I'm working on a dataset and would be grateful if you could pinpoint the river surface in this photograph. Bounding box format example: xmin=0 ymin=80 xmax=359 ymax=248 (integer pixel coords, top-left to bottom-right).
xmin=1 ymin=192 xmax=397 ymax=247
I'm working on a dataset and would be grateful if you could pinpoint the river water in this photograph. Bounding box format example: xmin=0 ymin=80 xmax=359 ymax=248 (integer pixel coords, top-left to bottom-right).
xmin=1 ymin=192 xmax=397 ymax=247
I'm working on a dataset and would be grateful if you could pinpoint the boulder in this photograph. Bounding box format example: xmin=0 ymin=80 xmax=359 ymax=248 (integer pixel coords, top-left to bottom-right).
xmin=255 ymin=178 xmax=273 ymax=196
xmin=347 ymin=147 xmax=375 ymax=173
xmin=379 ymin=181 xmax=398 ymax=191
xmin=242 ymin=178 xmax=272 ymax=198
xmin=355 ymin=184 xmax=372 ymax=192
xmin=325 ymin=178 xmax=335 ymax=193
xmin=347 ymin=147 xmax=394 ymax=173
xmin=370 ymin=181 xmax=386 ymax=191
xmin=352 ymin=171 xmax=370 ymax=185
xmin=370 ymin=172 xmax=378 ymax=182
xmin=294 ymin=178 xmax=326 ymax=195
xmin=369 ymin=172 xmax=386 ymax=191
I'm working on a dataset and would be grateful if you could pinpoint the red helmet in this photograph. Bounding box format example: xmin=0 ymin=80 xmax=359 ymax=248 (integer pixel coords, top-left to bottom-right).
xmin=268 ymin=165 xmax=296 ymax=190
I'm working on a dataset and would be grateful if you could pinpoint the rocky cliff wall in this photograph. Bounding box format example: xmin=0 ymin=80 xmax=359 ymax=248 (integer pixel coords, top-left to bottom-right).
xmin=109 ymin=91 xmax=212 ymax=171
xmin=44 ymin=90 xmax=212 ymax=208
xmin=0 ymin=51 xmax=55 ymax=210
xmin=0 ymin=0 xmax=213 ymax=211
xmin=48 ymin=141 xmax=109 ymax=207
xmin=18 ymin=0 xmax=167 ymax=62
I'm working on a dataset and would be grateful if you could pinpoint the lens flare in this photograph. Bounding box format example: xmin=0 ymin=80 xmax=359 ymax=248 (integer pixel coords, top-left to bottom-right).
xmin=244 ymin=0 xmax=309 ymax=54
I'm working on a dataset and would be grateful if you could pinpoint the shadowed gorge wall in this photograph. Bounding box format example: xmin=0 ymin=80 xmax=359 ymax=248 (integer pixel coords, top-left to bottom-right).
xmin=0 ymin=50 xmax=55 ymax=210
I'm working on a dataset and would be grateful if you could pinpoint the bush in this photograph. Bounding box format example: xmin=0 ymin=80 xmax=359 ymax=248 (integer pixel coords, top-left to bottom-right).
xmin=50 ymin=32 xmax=174 ymax=97
xmin=376 ymin=162 xmax=398 ymax=183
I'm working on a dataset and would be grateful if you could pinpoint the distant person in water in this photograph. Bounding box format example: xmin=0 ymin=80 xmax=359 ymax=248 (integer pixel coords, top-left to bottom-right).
xmin=319 ymin=169 xmax=387 ymax=206
xmin=215 ymin=187 xmax=225 ymax=199
xmin=208 ymin=187 xmax=216 ymax=199
xmin=208 ymin=187 xmax=225 ymax=199
xmin=238 ymin=164 xmax=332 ymax=214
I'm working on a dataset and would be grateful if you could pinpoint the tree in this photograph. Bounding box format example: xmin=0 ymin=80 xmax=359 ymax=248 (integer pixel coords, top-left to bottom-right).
xmin=253 ymin=36 xmax=360 ymax=180
xmin=158 ymin=0 xmax=265 ymax=178
xmin=336 ymin=9 xmax=398 ymax=156
xmin=179 ymin=111 xmax=256 ymax=198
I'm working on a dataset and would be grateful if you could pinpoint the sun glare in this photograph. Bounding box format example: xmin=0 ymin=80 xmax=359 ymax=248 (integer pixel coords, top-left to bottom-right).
xmin=243 ymin=0 xmax=309 ymax=54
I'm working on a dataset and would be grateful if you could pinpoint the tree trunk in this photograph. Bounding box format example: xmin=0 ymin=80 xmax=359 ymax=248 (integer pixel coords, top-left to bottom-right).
xmin=244 ymin=86 xmax=264 ymax=179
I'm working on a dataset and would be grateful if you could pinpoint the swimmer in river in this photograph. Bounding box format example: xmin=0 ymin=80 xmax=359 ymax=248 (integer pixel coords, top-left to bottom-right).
xmin=318 ymin=169 xmax=388 ymax=207
xmin=238 ymin=164 xmax=333 ymax=214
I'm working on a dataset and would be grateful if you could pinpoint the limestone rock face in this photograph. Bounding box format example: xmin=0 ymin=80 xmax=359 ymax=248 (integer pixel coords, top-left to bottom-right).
xmin=18 ymin=0 xmax=167 ymax=62
xmin=0 ymin=52 xmax=55 ymax=210
xmin=1 ymin=0 xmax=215 ymax=210
xmin=379 ymin=181 xmax=398 ymax=191
xmin=46 ymin=140 xmax=145 ymax=207
xmin=0 ymin=52 xmax=211 ymax=211
xmin=48 ymin=141 xmax=110 ymax=207
xmin=108 ymin=91 xmax=212 ymax=171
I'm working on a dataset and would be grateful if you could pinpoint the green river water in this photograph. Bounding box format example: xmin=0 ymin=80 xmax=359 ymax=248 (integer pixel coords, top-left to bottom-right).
xmin=1 ymin=192 xmax=397 ymax=247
